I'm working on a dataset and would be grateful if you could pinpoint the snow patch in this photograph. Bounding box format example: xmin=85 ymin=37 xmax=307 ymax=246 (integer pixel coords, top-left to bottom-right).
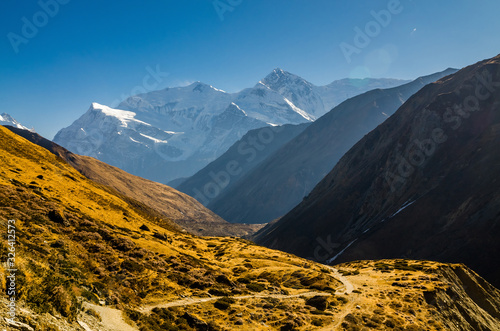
xmin=327 ymin=239 xmax=358 ymax=264
xmin=390 ymin=200 xmax=416 ymax=218
xmin=210 ymin=85 xmax=226 ymax=93
xmin=129 ymin=137 xmax=140 ymax=144
xmin=283 ymin=98 xmax=315 ymax=122
xmin=92 ymin=103 xmax=151 ymax=127
xmin=139 ymin=133 xmax=168 ymax=143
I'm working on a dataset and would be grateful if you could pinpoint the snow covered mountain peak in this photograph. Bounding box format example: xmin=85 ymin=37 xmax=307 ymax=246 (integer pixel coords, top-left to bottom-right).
xmin=190 ymin=81 xmax=212 ymax=92
xmin=0 ymin=113 xmax=31 ymax=131
xmin=260 ymin=68 xmax=311 ymax=90
xmin=55 ymin=71 xmax=410 ymax=183
xmin=187 ymin=81 xmax=226 ymax=93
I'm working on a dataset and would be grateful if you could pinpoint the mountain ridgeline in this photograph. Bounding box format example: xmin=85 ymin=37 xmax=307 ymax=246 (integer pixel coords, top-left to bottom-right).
xmin=191 ymin=68 xmax=456 ymax=223
xmin=255 ymin=55 xmax=500 ymax=288
xmin=176 ymin=122 xmax=310 ymax=207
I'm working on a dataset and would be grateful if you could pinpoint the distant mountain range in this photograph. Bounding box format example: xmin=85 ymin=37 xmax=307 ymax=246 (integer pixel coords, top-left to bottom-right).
xmin=182 ymin=68 xmax=456 ymax=223
xmin=255 ymin=54 xmax=500 ymax=287
xmin=53 ymin=70 xmax=408 ymax=183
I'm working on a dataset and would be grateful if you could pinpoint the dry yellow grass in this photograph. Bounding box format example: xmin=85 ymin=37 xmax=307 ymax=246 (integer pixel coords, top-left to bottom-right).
xmin=6 ymin=126 xmax=264 ymax=237
xmin=0 ymin=125 xmax=499 ymax=330
xmin=0 ymin=126 xmax=340 ymax=329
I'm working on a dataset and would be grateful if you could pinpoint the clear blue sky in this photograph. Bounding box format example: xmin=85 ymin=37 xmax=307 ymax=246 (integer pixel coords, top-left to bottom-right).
xmin=1 ymin=0 xmax=499 ymax=139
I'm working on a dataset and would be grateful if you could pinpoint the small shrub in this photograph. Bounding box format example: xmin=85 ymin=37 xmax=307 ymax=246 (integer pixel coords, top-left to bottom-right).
xmin=81 ymin=290 xmax=99 ymax=304
xmin=311 ymin=318 xmax=324 ymax=326
xmin=85 ymin=308 xmax=102 ymax=321
xmin=305 ymin=296 xmax=329 ymax=311
xmin=121 ymin=258 xmax=145 ymax=272
xmin=214 ymin=297 xmax=235 ymax=310
xmin=246 ymin=283 xmax=266 ymax=292
xmin=237 ymin=276 xmax=251 ymax=284
xmin=48 ymin=210 xmax=65 ymax=224
xmin=208 ymin=288 xmax=231 ymax=296
xmin=216 ymin=275 xmax=233 ymax=286
xmin=110 ymin=236 xmax=135 ymax=251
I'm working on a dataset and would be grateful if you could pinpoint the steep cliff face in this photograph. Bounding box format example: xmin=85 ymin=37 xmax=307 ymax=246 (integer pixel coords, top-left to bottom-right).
xmin=255 ymin=55 xmax=500 ymax=287
xmin=428 ymin=264 xmax=500 ymax=330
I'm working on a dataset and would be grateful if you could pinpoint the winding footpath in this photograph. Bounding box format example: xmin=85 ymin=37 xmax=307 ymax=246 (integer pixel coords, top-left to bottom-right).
xmin=329 ymin=266 xmax=355 ymax=294
xmin=78 ymin=266 xmax=356 ymax=330
xmin=140 ymin=291 xmax=331 ymax=313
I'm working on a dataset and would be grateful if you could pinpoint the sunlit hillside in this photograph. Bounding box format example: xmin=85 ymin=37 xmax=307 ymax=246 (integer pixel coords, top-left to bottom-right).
xmin=1 ymin=126 xmax=499 ymax=330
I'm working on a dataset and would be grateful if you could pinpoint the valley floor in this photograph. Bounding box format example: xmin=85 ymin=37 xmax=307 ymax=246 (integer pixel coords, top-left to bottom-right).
xmin=5 ymin=260 xmax=498 ymax=330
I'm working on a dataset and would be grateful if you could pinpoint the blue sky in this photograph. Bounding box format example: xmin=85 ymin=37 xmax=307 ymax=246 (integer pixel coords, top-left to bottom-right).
xmin=1 ymin=0 xmax=500 ymax=138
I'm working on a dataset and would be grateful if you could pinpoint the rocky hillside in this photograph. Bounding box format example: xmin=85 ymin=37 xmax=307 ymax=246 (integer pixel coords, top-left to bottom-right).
xmin=0 ymin=125 xmax=342 ymax=330
xmin=255 ymin=55 xmax=500 ymax=288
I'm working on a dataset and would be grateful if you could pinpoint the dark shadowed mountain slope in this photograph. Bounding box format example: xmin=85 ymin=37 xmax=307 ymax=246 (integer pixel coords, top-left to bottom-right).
xmin=254 ymin=54 xmax=500 ymax=287
xmin=177 ymin=123 xmax=310 ymax=205
xmin=5 ymin=126 xmax=263 ymax=237
xmin=208 ymin=68 xmax=456 ymax=224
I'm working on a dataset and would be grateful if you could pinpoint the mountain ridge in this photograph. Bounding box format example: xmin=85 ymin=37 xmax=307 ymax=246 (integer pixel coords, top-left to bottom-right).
xmin=203 ymin=68 xmax=456 ymax=223
xmin=53 ymin=71 xmax=409 ymax=183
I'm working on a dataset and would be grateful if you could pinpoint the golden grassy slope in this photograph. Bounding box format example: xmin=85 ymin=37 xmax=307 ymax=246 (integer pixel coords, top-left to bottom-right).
xmin=1 ymin=125 xmax=499 ymax=330
xmin=324 ymin=260 xmax=500 ymax=330
xmin=5 ymin=126 xmax=263 ymax=237
xmin=0 ymin=125 xmax=341 ymax=329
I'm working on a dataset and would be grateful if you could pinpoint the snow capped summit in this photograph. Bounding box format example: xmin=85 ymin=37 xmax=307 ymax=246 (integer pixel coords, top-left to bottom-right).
xmin=259 ymin=69 xmax=325 ymax=118
xmin=55 ymin=70 xmax=409 ymax=183
xmin=0 ymin=113 xmax=31 ymax=131
xmin=260 ymin=68 xmax=310 ymax=89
